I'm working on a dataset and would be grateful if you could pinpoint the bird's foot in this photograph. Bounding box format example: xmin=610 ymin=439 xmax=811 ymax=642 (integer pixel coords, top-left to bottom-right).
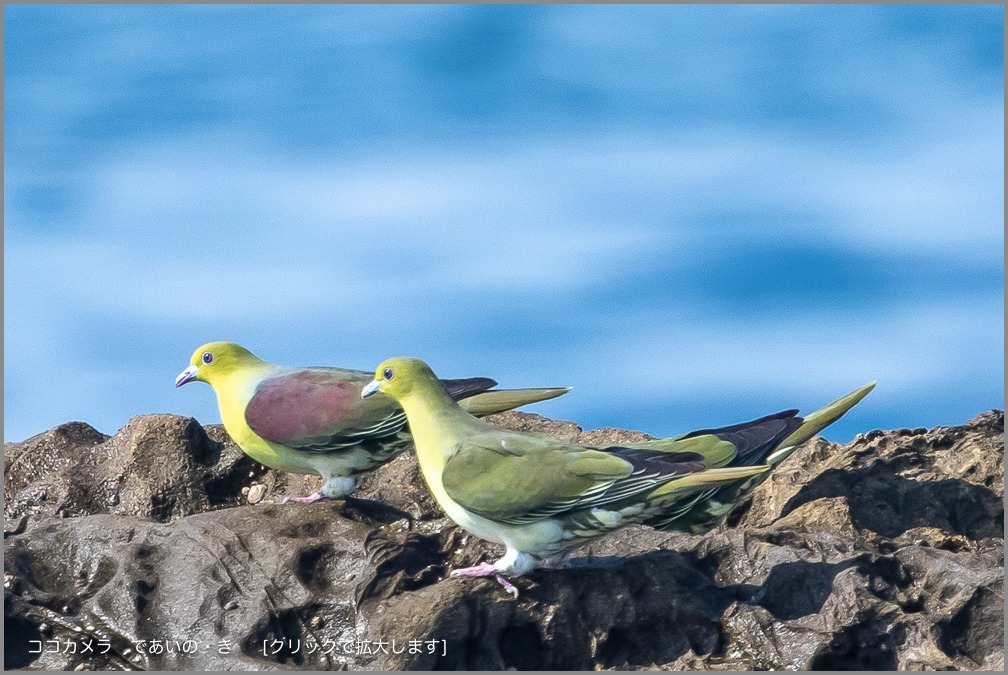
xmin=279 ymin=492 xmax=326 ymax=504
xmin=449 ymin=561 xmax=498 ymax=577
xmin=450 ymin=563 xmax=520 ymax=598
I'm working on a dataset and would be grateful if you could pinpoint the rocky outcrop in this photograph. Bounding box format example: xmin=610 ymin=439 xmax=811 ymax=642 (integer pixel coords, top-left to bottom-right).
xmin=4 ymin=410 xmax=1004 ymax=670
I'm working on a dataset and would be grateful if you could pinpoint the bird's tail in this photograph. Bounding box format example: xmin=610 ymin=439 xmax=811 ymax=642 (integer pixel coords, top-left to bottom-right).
xmin=765 ymin=380 xmax=877 ymax=466
xmin=642 ymin=465 xmax=771 ymax=530
xmin=643 ymin=381 xmax=876 ymax=533
xmin=647 ymin=465 xmax=772 ymax=502
xmin=458 ymin=387 xmax=572 ymax=417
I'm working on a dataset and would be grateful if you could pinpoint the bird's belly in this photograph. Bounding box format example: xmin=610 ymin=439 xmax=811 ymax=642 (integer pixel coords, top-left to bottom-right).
xmin=436 ymin=490 xmax=507 ymax=545
xmin=424 ymin=472 xmax=564 ymax=555
xmin=231 ymin=429 xmax=316 ymax=474
xmin=226 ymin=424 xmax=382 ymax=481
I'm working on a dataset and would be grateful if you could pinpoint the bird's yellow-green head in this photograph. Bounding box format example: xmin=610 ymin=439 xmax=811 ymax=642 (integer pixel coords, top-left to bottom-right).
xmin=175 ymin=341 xmax=264 ymax=389
xmin=360 ymin=357 xmax=438 ymax=402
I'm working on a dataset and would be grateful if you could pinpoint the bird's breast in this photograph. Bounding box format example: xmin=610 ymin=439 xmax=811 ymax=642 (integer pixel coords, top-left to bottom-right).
xmin=214 ymin=373 xmax=298 ymax=471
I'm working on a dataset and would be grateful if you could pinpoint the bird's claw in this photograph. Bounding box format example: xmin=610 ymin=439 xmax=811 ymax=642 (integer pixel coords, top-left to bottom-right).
xmin=495 ymin=574 xmax=520 ymax=598
xmin=449 ymin=563 xmax=519 ymax=597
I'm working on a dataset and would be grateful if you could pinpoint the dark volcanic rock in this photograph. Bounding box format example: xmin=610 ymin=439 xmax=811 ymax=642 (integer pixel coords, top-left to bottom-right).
xmin=3 ymin=416 xmax=324 ymax=525
xmin=4 ymin=410 xmax=1004 ymax=670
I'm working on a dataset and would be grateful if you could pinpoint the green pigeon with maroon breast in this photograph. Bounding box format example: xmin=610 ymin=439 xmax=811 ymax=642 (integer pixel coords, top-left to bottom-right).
xmin=175 ymin=342 xmax=571 ymax=502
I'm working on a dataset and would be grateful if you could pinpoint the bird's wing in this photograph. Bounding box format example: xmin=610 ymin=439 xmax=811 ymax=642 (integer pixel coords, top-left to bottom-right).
xmin=245 ymin=369 xmax=500 ymax=454
xmin=245 ymin=367 xmax=403 ymax=453
xmin=441 ymin=432 xmax=725 ymax=525
xmin=439 ymin=376 xmax=499 ymax=400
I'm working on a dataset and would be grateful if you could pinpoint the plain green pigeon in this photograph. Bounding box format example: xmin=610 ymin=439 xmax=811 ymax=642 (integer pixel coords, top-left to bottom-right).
xmin=362 ymin=356 xmax=875 ymax=596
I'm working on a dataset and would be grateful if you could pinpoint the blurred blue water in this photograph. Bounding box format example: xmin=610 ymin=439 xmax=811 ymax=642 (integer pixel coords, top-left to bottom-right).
xmin=4 ymin=4 xmax=1003 ymax=443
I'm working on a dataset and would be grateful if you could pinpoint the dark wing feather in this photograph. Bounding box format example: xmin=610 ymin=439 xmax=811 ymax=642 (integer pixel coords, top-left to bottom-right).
xmin=438 ymin=377 xmax=498 ymax=400
xmin=642 ymin=411 xmax=805 ymax=532
xmin=678 ymin=409 xmax=804 ymax=466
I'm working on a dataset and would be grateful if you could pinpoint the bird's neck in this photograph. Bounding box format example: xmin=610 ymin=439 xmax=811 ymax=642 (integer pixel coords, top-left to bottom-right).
xmin=211 ymin=362 xmax=276 ymax=438
xmin=398 ymin=382 xmax=480 ymax=466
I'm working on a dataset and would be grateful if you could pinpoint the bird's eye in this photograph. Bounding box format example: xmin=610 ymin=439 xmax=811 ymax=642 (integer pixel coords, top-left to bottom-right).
xmin=382 ymin=367 xmax=394 ymax=380
xmin=202 ymin=352 xmax=214 ymax=365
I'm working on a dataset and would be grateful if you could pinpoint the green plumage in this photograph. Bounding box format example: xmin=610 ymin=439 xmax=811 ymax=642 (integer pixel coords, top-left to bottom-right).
xmin=363 ymin=357 xmax=876 ymax=588
xmin=442 ymin=438 xmax=633 ymax=520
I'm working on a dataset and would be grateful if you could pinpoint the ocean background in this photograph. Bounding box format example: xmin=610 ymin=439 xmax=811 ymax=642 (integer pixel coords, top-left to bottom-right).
xmin=4 ymin=4 xmax=1003 ymax=443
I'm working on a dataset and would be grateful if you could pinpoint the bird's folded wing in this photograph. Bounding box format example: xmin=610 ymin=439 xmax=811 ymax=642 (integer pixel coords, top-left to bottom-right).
xmin=441 ymin=434 xmax=730 ymax=526
xmin=441 ymin=433 xmax=631 ymax=523
xmin=245 ymin=370 xmax=503 ymax=454
xmin=245 ymin=368 xmax=410 ymax=453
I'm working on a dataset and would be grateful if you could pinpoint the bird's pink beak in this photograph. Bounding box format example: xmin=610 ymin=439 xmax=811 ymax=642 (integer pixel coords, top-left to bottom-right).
xmin=175 ymin=365 xmax=199 ymax=388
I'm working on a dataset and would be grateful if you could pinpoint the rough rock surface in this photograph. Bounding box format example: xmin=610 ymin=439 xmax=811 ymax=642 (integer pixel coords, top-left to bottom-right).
xmin=4 ymin=410 xmax=1004 ymax=670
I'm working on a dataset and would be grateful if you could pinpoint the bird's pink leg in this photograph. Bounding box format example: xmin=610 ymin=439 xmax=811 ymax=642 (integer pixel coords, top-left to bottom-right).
xmin=450 ymin=563 xmax=519 ymax=598
xmin=280 ymin=492 xmax=325 ymax=504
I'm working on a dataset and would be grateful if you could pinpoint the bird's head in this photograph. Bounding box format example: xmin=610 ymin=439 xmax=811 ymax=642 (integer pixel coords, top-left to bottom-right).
xmin=175 ymin=341 xmax=261 ymax=388
xmin=360 ymin=357 xmax=437 ymax=402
